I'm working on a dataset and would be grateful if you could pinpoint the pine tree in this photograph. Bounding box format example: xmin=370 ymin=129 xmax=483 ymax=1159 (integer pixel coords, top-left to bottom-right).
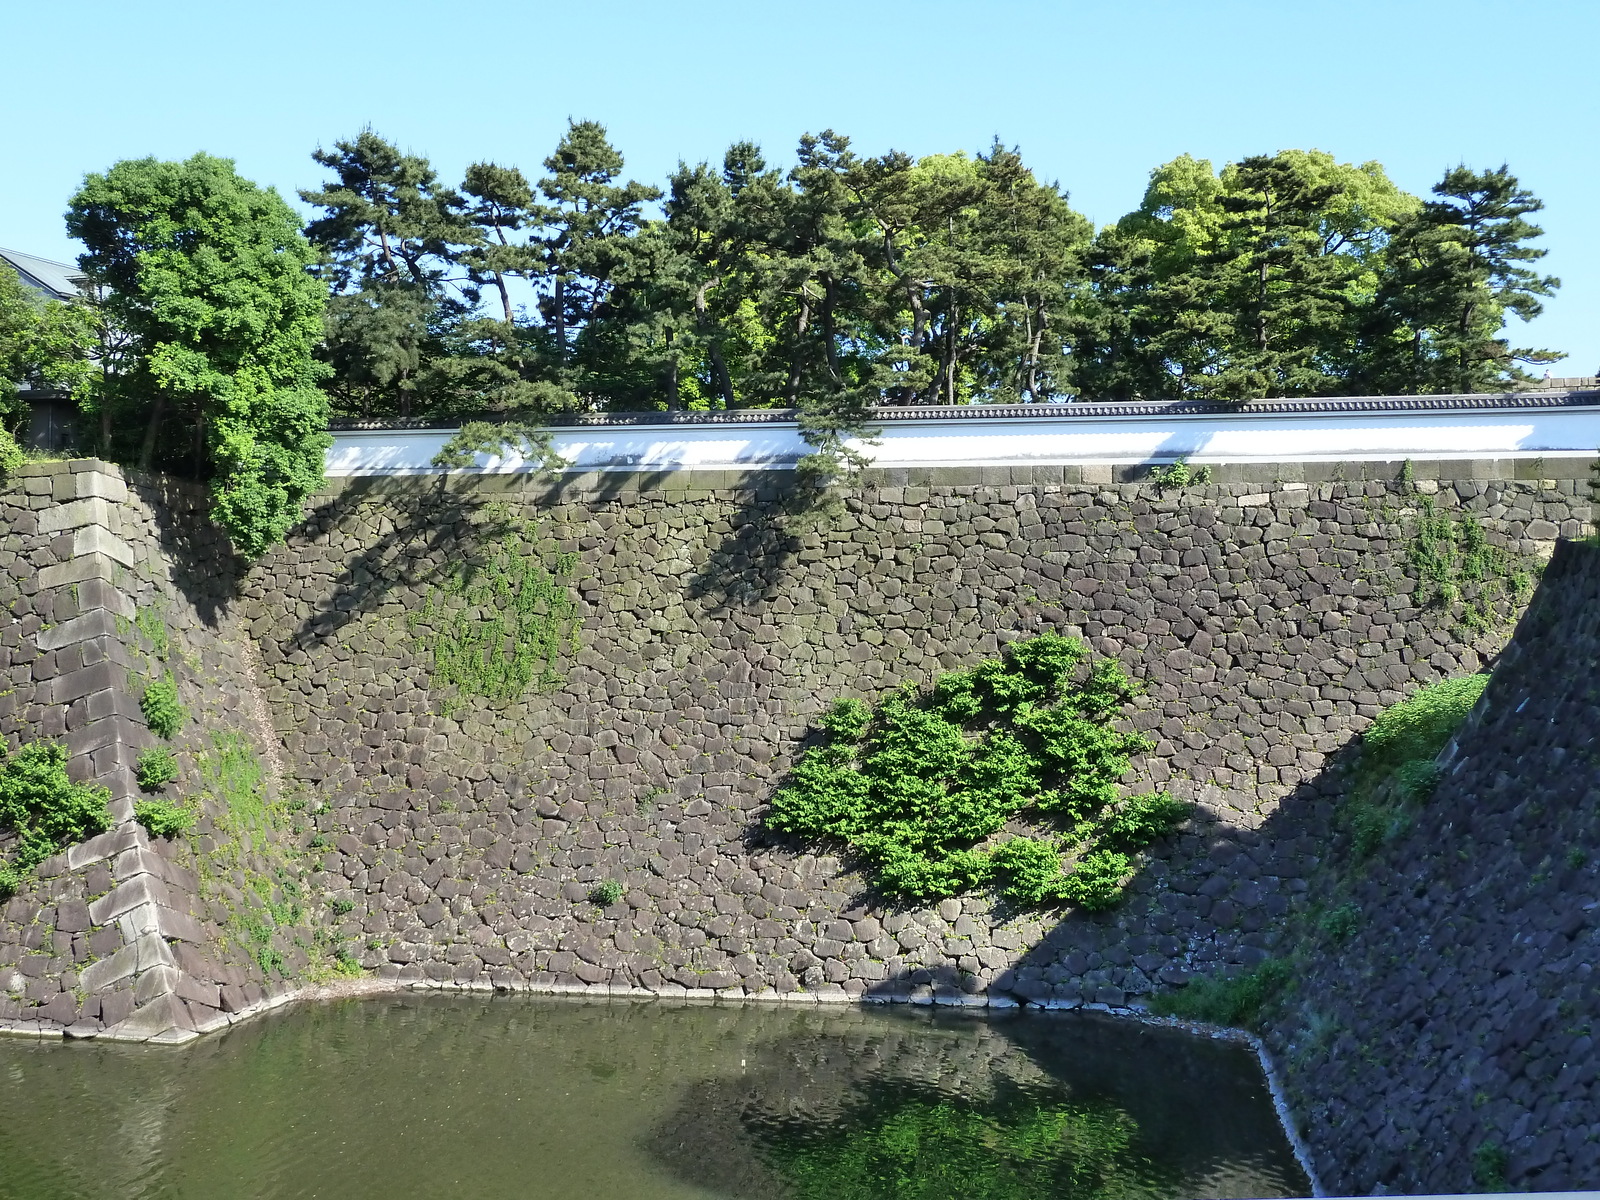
xmin=300 ymin=131 xmax=477 ymax=417
xmin=1364 ymin=165 xmax=1560 ymax=393
xmin=537 ymin=120 xmax=660 ymax=386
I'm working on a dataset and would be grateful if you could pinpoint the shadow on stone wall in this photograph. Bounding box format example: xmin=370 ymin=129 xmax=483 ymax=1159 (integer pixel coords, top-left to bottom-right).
xmin=834 ymin=744 xmax=1352 ymax=1010
xmin=127 ymin=472 xmax=240 ymax=628
xmin=685 ymin=480 xmax=803 ymax=611
xmin=845 ymin=539 xmax=1600 ymax=1197
xmin=284 ymin=482 xmax=491 ymax=651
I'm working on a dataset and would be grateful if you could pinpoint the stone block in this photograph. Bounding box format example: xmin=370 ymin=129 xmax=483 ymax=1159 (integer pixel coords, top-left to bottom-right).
xmin=72 ymin=577 xmax=134 ymax=620
xmin=104 ymin=992 xmax=190 ymax=1039
xmin=65 ymin=715 xmax=129 ymax=758
xmin=89 ymin=874 xmax=171 ymax=926
xmin=173 ymin=973 xmax=220 ymax=1008
xmin=153 ymin=907 xmax=205 ymax=943
xmin=71 ymin=471 xmax=128 ymax=504
xmin=80 ymin=943 xmax=140 ymax=993
xmin=71 ymin=525 xmax=134 ymax=566
xmin=37 ymin=554 xmax=118 ymax=590
xmin=34 ymin=609 xmax=117 ymax=652
xmin=47 ymin=660 xmax=120 ymax=706
xmin=68 ymin=830 xmax=123 ymax=870
xmin=38 ymin=497 xmax=115 ymax=535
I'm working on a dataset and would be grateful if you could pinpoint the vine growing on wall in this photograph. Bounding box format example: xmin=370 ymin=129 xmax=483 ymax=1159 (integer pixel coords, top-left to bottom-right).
xmin=765 ymin=633 xmax=1187 ymax=909
xmin=408 ymin=503 xmax=583 ymax=707
xmin=1403 ymin=493 xmax=1536 ymax=632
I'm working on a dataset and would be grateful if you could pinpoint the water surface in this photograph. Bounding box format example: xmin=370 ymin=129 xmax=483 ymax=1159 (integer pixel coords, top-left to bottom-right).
xmin=0 ymin=995 xmax=1308 ymax=1199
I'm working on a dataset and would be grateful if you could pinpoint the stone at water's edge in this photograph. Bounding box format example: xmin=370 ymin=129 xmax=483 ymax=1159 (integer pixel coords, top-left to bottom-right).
xmin=0 ymin=454 xmax=1594 ymax=1195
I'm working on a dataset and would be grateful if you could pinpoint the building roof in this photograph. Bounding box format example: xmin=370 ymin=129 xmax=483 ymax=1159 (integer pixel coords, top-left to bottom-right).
xmin=329 ymin=387 xmax=1600 ymax=432
xmin=0 ymin=246 xmax=84 ymax=301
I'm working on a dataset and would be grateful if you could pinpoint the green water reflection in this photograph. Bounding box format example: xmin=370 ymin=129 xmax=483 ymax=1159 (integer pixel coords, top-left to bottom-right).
xmin=0 ymin=995 xmax=1307 ymax=1199
xmin=748 ymin=1078 xmax=1172 ymax=1200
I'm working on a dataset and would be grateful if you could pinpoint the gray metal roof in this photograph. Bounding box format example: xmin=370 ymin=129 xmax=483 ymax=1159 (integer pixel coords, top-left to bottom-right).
xmin=0 ymin=246 xmax=83 ymax=300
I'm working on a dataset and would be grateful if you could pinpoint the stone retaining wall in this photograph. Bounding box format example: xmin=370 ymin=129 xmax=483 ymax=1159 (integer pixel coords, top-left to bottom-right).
xmin=0 ymin=462 xmax=320 ymax=1041
xmin=1264 ymin=539 xmax=1600 ymax=1194
xmin=241 ymin=458 xmax=1588 ymax=1017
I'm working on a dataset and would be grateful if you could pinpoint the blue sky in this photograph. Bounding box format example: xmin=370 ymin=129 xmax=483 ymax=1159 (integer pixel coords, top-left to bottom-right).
xmin=3 ymin=0 xmax=1595 ymax=374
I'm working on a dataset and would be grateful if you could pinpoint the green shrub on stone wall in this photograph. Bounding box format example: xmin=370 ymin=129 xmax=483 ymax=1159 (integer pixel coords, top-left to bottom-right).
xmin=1406 ymin=496 xmax=1536 ymax=630
xmin=1149 ymin=959 xmax=1293 ymax=1029
xmin=140 ymin=673 xmax=185 ymax=738
xmin=409 ymin=505 xmax=582 ymax=706
xmin=135 ymin=746 xmax=179 ymax=791
xmin=1343 ymin=673 xmax=1490 ymax=857
xmin=765 ymin=633 xmax=1187 ymax=908
xmin=1360 ymin=674 xmax=1489 ymax=776
xmin=134 ymin=797 xmax=195 ymax=838
xmin=0 ymin=428 xmax=23 ymax=476
xmin=0 ymin=741 xmax=113 ymax=896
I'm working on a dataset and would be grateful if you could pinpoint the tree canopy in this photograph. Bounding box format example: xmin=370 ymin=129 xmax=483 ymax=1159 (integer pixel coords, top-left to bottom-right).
xmin=66 ymin=153 xmax=330 ymax=556
xmin=297 ymin=131 xmax=1562 ymax=423
xmin=6 ymin=130 xmax=1568 ymax=543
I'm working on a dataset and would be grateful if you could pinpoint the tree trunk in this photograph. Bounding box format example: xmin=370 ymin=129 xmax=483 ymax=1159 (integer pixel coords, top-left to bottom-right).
xmin=494 ymin=273 xmax=514 ymax=324
xmin=137 ymin=394 xmax=166 ymax=471
xmin=553 ymin=276 xmax=568 ymax=365
xmin=695 ymin=281 xmax=736 ymax=409
xmin=821 ymin=276 xmax=840 ymax=384
xmin=942 ymin=302 xmax=960 ymax=405
xmin=707 ymin=339 xmax=735 ymax=409
xmin=785 ymin=292 xmax=812 ymax=406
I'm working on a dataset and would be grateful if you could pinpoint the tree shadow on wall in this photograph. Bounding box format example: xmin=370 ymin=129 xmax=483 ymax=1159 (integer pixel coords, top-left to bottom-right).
xmin=283 ymin=481 xmax=503 ymax=653
xmin=132 ymin=473 xmax=242 ymax=628
xmin=685 ymin=478 xmax=805 ymax=611
xmin=287 ymin=469 xmax=681 ymax=651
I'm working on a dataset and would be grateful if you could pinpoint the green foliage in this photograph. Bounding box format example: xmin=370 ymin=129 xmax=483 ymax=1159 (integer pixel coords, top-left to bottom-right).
xmin=134 ymin=797 xmax=195 ymax=838
xmin=190 ymin=732 xmax=298 ymax=977
xmin=1472 ymin=1140 xmax=1509 ymax=1191
xmin=134 ymin=605 xmax=170 ymax=659
xmin=0 ymin=863 xmax=20 ymax=901
xmin=1369 ymin=166 xmax=1560 ymax=394
xmin=430 ymin=420 xmax=570 ymax=472
xmin=1148 ymin=457 xmax=1212 ymax=491
xmin=0 ymin=741 xmax=113 ymax=875
xmin=134 ymin=746 xmax=180 ymax=791
xmin=766 ymin=633 xmax=1185 ymax=907
xmin=67 ymin=152 xmax=330 ymax=556
xmin=1341 ymin=674 xmax=1489 ymax=857
xmin=1361 ymin=674 xmax=1489 ymax=779
xmin=747 ymin=1077 xmax=1172 ymax=1200
xmin=1407 ymin=497 xmax=1531 ymax=628
xmin=140 ymin=673 xmax=185 ymax=739
xmin=199 ymin=731 xmax=270 ymax=833
xmin=1070 ymin=152 xmax=1558 ymax=400
xmin=0 ymin=428 xmax=22 ymax=476
xmin=0 ymin=262 xmax=98 ymax=439
xmin=1148 ymin=959 xmax=1293 ymax=1030
xmin=330 ymin=897 xmax=355 ymax=915
xmin=1319 ymin=902 xmax=1362 ymax=943
xmin=229 ymin=908 xmax=286 ymax=976
xmin=588 ymin=879 xmax=624 ymax=906
xmin=409 ymin=506 xmax=581 ymax=704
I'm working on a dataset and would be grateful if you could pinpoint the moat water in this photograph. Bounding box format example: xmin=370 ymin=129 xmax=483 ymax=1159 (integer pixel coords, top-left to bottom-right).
xmin=0 ymin=996 xmax=1309 ymax=1199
